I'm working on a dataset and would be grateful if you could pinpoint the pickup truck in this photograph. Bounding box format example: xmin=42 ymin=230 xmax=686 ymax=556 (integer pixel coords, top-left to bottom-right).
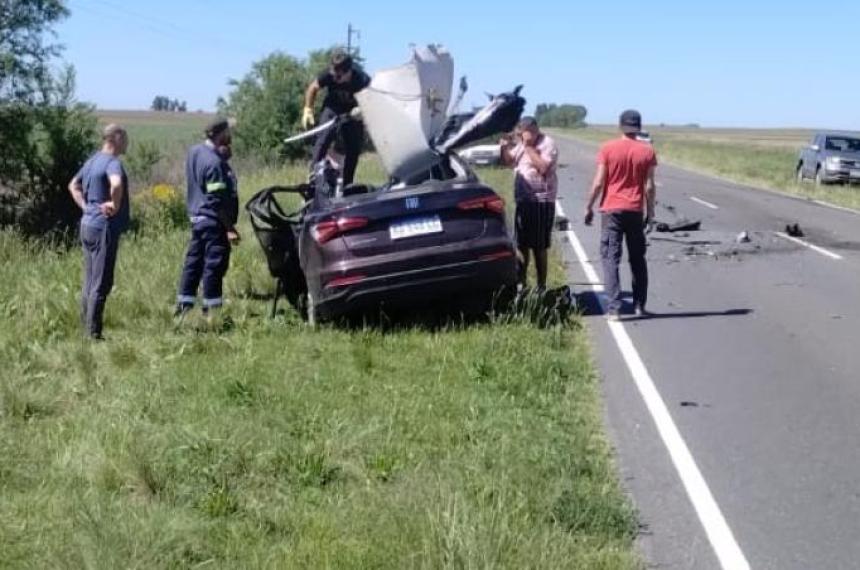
xmin=796 ymin=133 xmax=860 ymax=185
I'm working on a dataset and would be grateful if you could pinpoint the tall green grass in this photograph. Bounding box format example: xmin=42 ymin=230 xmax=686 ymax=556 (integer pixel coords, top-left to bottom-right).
xmin=0 ymin=160 xmax=640 ymax=569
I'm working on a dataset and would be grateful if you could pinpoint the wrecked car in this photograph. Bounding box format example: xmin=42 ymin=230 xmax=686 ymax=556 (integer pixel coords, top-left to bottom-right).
xmin=246 ymin=45 xmax=525 ymax=324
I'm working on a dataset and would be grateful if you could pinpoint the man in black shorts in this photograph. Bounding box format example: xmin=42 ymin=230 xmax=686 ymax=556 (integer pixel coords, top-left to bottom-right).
xmin=302 ymin=50 xmax=371 ymax=186
xmin=500 ymin=117 xmax=559 ymax=289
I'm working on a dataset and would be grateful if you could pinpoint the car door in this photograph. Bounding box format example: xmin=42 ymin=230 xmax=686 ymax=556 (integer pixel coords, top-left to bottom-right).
xmin=802 ymin=136 xmax=819 ymax=177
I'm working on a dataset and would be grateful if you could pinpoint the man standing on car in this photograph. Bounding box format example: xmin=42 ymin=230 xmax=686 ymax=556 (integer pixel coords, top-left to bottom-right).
xmin=68 ymin=124 xmax=130 ymax=340
xmin=302 ymin=49 xmax=371 ymax=186
xmin=500 ymin=116 xmax=559 ymax=289
xmin=584 ymin=109 xmax=657 ymax=320
xmin=175 ymin=118 xmax=239 ymax=320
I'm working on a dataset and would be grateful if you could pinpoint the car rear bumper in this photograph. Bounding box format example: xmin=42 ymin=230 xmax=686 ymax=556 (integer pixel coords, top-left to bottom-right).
xmin=314 ymin=241 xmax=517 ymax=319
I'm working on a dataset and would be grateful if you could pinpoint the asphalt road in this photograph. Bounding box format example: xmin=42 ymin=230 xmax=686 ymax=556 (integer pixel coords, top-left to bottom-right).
xmin=552 ymin=134 xmax=860 ymax=570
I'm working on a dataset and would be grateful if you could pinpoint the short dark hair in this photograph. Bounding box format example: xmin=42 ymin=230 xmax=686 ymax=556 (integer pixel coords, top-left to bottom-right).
xmin=331 ymin=50 xmax=353 ymax=73
xmin=518 ymin=116 xmax=538 ymax=129
xmin=205 ymin=117 xmax=230 ymax=140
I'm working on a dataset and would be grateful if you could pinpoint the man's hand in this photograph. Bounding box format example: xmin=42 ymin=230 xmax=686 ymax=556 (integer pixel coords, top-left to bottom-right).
xmin=584 ymin=208 xmax=594 ymax=226
xmin=521 ymin=130 xmax=536 ymax=147
xmin=99 ymin=201 xmax=117 ymax=217
xmin=302 ymin=106 xmax=315 ymax=130
xmin=227 ymin=228 xmax=241 ymax=244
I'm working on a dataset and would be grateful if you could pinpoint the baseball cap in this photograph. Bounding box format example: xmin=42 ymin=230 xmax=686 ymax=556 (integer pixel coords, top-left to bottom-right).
xmin=619 ymin=109 xmax=642 ymax=134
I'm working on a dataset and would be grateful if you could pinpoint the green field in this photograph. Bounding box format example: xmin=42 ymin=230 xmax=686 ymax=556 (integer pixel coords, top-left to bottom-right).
xmin=1 ymin=138 xmax=640 ymax=568
xmin=97 ymin=110 xmax=214 ymax=147
xmin=557 ymin=126 xmax=860 ymax=211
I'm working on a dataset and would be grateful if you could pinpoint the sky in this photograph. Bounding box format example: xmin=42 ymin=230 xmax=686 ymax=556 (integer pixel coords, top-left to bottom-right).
xmin=56 ymin=0 xmax=860 ymax=129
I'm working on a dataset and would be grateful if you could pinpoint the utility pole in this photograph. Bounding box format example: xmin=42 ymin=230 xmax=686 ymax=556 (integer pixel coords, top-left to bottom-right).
xmin=347 ymin=23 xmax=360 ymax=56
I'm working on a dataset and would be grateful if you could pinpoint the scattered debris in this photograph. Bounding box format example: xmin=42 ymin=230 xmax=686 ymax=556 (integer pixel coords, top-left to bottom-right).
xmin=736 ymin=231 xmax=751 ymax=243
xmin=680 ymin=401 xmax=699 ymax=407
xmin=655 ymin=219 xmax=702 ymax=232
xmin=785 ymin=223 xmax=804 ymax=237
xmin=554 ymin=216 xmax=570 ymax=231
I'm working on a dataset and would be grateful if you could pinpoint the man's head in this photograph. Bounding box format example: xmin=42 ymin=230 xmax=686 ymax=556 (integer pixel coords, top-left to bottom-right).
xmin=516 ymin=116 xmax=541 ymax=145
xmin=330 ymin=49 xmax=354 ymax=84
xmin=619 ymin=109 xmax=642 ymax=137
xmin=102 ymin=124 xmax=128 ymax=155
xmin=205 ymin=117 xmax=232 ymax=150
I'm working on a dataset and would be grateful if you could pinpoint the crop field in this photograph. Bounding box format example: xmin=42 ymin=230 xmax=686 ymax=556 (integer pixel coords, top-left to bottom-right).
xmin=0 ymin=114 xmax=640 ymax=569
xmin=557 ymin=126 xmax=860 ymax=211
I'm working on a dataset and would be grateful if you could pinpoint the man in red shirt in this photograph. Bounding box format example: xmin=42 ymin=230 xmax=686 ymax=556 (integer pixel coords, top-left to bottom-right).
xmin=584 ymin=110 xmax=657 ymax=319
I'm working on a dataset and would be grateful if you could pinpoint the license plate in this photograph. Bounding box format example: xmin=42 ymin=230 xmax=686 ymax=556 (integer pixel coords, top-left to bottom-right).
xmin=389 ymin=215 xmax=443 ymax=240
xmin=850 ymin=170 xmax=860 ymax=179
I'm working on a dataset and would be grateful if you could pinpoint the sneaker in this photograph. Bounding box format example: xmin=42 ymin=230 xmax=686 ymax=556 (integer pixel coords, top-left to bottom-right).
xmin=634 ymin=305 xmax=651 ymax=318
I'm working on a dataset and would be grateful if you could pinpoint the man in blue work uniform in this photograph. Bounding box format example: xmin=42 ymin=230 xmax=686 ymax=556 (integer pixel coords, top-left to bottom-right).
xmin=175 ymin=118 xmax=239 ymax=319
xmin=67 ymin=124 xmax=130 ymax=340
xmin=302 ymin=49 xmax=371 ymax=186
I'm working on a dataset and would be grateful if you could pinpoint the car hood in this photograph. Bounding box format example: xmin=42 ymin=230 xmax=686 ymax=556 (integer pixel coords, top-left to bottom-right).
xmin=357 ymin=45 xmax=525 ymax=181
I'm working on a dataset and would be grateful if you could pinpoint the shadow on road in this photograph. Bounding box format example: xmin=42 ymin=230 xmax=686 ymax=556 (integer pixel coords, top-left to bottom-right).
xmin=575 ymin=290 xmax=753 ymax=321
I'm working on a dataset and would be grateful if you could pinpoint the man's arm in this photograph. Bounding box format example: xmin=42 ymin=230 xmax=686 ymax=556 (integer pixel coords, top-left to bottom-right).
xmin=303 ymin=79 xmax=320 ymax=110
xmin=584 ymin=163 xmax=607 ymax=226
xmin=499 ymin=137 xmax=515 ymax=166
xmin=644 ymin=164 xmax=657 ymax=222
xmin=107 ymin=173 xmax=124 ymax=212
xmin=67 ymin=174 xmax=85 ymax=211
xmin=302 ymin=79 xmax=321 ymax=128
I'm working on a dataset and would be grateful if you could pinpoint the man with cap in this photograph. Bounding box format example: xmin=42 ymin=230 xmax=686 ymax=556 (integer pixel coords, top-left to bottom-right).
xmin=68 ymin=124 xmax=130 ymax=340
xmin=584 ymin=109 xmax=658 ymax=320
xmin=302 ymin=49 xmax=371 ymax=186
xmin=175 ymin=118 xmax=239 ymax=319
xmin=500 ymin=116 xmax=559 ymax=289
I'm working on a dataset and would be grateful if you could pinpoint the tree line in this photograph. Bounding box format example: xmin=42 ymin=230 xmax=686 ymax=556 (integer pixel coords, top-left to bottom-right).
xmin=151 ymin=95 xmax=187 ymax=112
xmin=535 ymin=103 xmax=588 ymax=128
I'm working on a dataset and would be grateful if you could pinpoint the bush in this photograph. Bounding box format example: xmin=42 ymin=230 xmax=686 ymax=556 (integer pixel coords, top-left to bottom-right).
xmin=0 ymin=70 xmax=98 ymax=240
xmin=125 ymin=139 xmax=164 ymax=187
xmin=218 ymin=47 xmax=357 ymax=164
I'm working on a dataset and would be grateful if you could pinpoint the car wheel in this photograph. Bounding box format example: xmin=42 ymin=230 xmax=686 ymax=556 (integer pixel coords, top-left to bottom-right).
xmin=815 ymin=167 xmax=824 ymax=186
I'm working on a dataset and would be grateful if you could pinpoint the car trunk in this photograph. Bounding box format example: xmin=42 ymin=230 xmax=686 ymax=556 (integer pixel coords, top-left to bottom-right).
xmin=333 ymin=183 xmax=501 ymax=258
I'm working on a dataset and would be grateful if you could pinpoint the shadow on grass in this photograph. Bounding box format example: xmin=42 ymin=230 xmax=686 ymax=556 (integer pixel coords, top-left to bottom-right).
xmin=315 ymin=286 xmax=577 ymax=334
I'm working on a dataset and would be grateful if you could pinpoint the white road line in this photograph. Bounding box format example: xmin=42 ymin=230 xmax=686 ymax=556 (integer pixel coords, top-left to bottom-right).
xmin=690 ymin=196 xmax=719 ymax=210
xmin=774 ymin=232 xmax=843 ymax=260
xmin=556 ymin=200 xmax=752 ymax=570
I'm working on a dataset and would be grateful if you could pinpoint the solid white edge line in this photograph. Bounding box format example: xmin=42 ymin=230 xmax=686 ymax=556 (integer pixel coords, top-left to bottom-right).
xmin=774 ymin=232 xmax=843 ymax=260
xmin=690 ymin=196 xmax=719 ymax=210
xmin=556 ymin=199 xmax=752 ymax=570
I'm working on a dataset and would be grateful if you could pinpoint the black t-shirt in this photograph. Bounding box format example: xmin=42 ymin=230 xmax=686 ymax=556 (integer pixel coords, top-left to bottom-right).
xmin=317 ymin=68 xmax=371 ymax=114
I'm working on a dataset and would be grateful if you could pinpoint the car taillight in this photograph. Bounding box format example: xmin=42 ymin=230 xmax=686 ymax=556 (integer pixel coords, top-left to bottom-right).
xmin=325 ymin=274 xmax=366 ymax=289
xmin=311 ymin=216 xmax=369 ymax=244
xmin=479 ymin=249 xmax=514 ymax=262
xmin=457 ymin=195 xmax=505 ymax=215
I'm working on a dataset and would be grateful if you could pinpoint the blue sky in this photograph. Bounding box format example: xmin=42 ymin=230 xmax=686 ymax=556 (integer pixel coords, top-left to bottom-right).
xmin=58 ymin=0 xmax=860 ymax=129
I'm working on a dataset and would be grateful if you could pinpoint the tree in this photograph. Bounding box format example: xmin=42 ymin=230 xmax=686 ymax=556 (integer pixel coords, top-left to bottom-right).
xmin=218 ymin=46 xmax=364 ymax=162
xmin=534 ymin=103 xmax=588 ymax=128
xmin=0 ymin=1 xmax=99 ymax=239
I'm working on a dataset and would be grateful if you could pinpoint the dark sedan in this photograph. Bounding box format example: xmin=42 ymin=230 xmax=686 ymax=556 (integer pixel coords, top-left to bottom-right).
xmin=247 ymin=47 xmax=524 ymax=324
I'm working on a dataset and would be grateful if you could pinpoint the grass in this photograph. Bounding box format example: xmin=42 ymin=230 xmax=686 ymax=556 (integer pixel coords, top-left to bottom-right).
xmin=0 ymin=148 xmax=640 ymax=568
xmin=96 ymin=110 xmax=214 ymax=147
xmin=556 ymin=126 xmax=860 ymax=211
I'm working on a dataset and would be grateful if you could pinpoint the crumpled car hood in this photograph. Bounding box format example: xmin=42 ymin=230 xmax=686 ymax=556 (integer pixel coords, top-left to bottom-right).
xmin=357 ymin=45 xmax=525 ymax=182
